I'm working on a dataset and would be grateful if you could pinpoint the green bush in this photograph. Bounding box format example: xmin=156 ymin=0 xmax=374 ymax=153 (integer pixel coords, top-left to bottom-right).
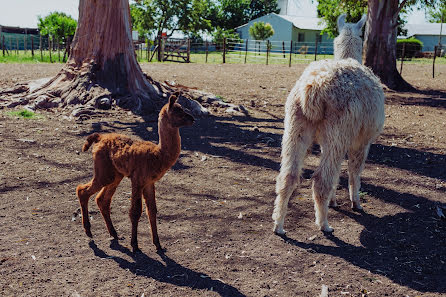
xmin=397 ymin=38 xmax=423 ymax=59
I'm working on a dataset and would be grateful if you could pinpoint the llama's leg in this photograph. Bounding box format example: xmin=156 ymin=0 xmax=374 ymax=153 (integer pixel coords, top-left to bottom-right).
xmin=76 ymin=150 xmax=115 ymax=237
xmin=95 ymin=174 xmax=123 ymax=239
xmin=328 ymin=172 xmax=341 ymax=208
xmin=348 ymin=143 xmax=371 ymax=211
xmin=143 ymin=183 xmax=162 ymax=251
xmin=76 ymin=179 xmax=104 ymax=237
xmin=129 ymin=181 xmax=143 ymax=253
xmin=272 ymin=112 xmax=315 ymax=235
xmin=312 ymin=143 xmax=345 ymax=232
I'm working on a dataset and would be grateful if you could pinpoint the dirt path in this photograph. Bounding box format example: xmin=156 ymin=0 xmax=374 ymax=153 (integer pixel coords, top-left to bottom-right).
xmin=0 ymin=63 xmax=445 ymax=296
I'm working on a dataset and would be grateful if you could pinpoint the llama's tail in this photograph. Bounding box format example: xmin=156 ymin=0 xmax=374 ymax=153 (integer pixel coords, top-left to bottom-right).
xmin=82 ymin=133 xmax=101 ymax=152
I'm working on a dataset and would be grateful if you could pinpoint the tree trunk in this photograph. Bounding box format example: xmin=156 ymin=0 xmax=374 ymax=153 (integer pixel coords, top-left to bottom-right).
xmin=364 ymin=0 xmax=414 ymax=91
xmin=15 ymin=0 xmax=162 ymax=113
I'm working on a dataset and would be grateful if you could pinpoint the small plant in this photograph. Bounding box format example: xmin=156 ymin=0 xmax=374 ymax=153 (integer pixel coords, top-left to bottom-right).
xmin=8 ymin=109 xmax=37 ymax=119
xmin=216 ymin=95 xmax=227 ymax=102
xmin=359 ymin=191 xmax=368 ymax=198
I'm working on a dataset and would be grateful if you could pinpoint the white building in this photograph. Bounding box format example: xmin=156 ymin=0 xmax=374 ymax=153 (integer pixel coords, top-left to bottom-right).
xmin=404 ymin=23 xmax=445 ymax=52
xmin=235 ymin=13 xmax=333 ymax=54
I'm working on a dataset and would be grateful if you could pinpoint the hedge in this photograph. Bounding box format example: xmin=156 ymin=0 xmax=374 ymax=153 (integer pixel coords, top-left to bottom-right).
xmin=396 ymin=38 xmax=423 ymax=59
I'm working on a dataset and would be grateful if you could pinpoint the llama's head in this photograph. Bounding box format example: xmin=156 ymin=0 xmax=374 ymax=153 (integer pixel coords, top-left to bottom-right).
xmin=334 ymin=14 xmax=367 ymax=63
xmin=162 ymin=92 xmax=195 ymax=128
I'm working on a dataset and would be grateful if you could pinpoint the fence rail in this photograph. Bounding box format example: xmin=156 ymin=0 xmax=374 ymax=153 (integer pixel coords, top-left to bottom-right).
xmin=0 ymin=32 xmax=72 ymax=62
xmin=1 ymin=31 xmax=445 ymax=78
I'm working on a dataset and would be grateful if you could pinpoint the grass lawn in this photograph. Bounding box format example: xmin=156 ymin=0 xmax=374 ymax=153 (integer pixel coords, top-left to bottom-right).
xmin=1 ymin=50 xmax=445 ymax=65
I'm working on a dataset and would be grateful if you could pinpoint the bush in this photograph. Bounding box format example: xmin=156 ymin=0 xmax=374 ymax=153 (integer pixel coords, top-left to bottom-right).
xmin=397 ymin=38 xmax=423 ymax=59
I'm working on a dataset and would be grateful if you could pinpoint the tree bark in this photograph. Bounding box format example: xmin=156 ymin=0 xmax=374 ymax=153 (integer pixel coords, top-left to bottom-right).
xmin=364 ymin=0 xmax=414 ymax=91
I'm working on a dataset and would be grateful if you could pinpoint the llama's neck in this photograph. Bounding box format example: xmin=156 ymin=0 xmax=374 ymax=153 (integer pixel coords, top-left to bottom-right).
xmin=157 ymin=117 xmax=181 ymax=164
xmin=334 ymin=29 xmax=363 ymax=63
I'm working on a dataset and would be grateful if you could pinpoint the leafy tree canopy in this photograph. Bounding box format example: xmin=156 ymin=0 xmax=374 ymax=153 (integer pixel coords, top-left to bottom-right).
xmin=426 ymin=2 xmax=446 ymax=22
xmin=317 ymin=0 xmax=440 ymax=38
xmin=37 ymin=12 xmax=77 ymax=41
xmin=130 ymin=0 xmax=213 ymax=38
xmin=209 ymin=0 xmax=279 ymax=30
xmin=249 ymin=21 xmax=275 ymax=40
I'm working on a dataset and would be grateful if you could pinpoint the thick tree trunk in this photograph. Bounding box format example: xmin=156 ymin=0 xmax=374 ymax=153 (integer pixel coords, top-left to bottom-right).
xmin=3 ymin=0 xmax=162 ymax=114
xmin=364 ymin=0 xmax=414 ymax=91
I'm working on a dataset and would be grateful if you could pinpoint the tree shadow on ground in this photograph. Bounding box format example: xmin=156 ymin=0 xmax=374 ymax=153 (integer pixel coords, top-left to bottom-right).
xmin=369 ymin=143 xmax=446 ymax=181
xmin=279 ymin=180 xmax=446 ymax=294
xmin=79 ymin=114 xmax=283 ymax=171
xmin=78 ymin=113 xmax=446 ymax=182
xmin=88 ymin=240 xmax=245 ymax=297
xmin=386 ymin=88 xmax=446 ymax=109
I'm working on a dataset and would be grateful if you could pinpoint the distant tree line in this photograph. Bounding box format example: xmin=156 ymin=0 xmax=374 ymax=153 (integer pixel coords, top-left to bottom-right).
xmin=129 ymin=0 xmax=279 ymax=42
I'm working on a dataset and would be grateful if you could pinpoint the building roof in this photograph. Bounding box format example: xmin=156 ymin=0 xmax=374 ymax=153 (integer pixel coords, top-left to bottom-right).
xmin=236 ymin=13 xmax=325 ymax=31
xmin=0 ymin=25 xmax=39 ymax=35
xmin=405 ymin=23 xmax=446 ymax=37
xmin=278 ymin=14 xmax=325 ymax=31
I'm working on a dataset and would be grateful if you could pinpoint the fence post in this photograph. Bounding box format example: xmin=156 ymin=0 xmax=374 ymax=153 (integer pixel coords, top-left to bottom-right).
xmin=24 ymin=31 xmax=27 ymax=54
xmin=399 ymin=42 xmax=405 ymax=75
xmin=57 ymin=37 xmax=60 ymax=62
xmin=31 ymin=36 xmax=34 ymax=58
xmin=146 ymin=38 xmax=149 ymax=61
xmin=187 ymin=38 xmax=191 ymax=63
xmin=289 ymin=40 xmax=293 ymax=67
xmin=433 ymin=45 xmax=437 ymax=78
xmin=266 ymin=40 xmax=270 ymax=65
xmin=40 ymin=35 xmax=43 ymax=61
xmin=205 ymin=41 xmax=209 ymax=63
xmin=223 ymin=37 xmax=226 ymax=64
xmin=48 ymin=35 xmax=52 ymax=63
xmin=244 ymin=39 xmax=248 ymax=64
xmin=2 ymin=35 xmax=5 ymax=57
xmin=282 ymin=41 xmax=286 ymax=58
xmin=314 ymin=38 xmax=319 ymax=61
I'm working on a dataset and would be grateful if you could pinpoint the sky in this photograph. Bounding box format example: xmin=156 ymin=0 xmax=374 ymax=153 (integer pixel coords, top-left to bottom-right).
xmin=0 ymin=0 xmax=431 ymax=29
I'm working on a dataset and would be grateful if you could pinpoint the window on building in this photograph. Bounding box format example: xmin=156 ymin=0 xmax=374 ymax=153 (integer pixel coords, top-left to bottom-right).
xmin=298 ymin=33 xmax=305 ymax=42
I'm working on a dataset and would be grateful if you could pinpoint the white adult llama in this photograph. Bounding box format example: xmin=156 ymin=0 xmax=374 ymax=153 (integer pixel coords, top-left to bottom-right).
xmin=272 ymin=14 xmax=385 ymax=234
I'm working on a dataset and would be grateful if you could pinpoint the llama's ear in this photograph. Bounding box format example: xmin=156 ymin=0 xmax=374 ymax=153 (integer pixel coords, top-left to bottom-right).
xmin=337 ymin=13 xmax=347 ymax=32
xmin=168 ymin=93 xmax=178 ymax=109
xmin=356 ymin=14 xmax=367 ymax=31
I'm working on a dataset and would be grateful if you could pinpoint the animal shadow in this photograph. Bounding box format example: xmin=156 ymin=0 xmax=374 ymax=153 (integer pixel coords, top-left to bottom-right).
xmin=88 ymin=240 xmax=245 ymax=297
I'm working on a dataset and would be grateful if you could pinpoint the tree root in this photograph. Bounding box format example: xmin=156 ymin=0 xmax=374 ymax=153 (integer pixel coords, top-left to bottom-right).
xmin=0 ymin=69 xmax=248 ymax=118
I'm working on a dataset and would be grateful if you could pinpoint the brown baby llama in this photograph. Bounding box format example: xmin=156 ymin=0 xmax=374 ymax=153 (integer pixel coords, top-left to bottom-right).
xmin=76 ymin=93 xmax=194 ymax=252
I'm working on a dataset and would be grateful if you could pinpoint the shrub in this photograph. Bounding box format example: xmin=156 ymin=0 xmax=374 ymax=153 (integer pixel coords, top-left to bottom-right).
xmin=397 ymin=38 xmax=423 ymax=59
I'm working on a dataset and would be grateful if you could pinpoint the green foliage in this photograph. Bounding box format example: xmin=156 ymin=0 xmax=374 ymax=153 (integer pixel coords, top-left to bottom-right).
xmin=249 ymin=22 xmax=275 ymax=40
xmin=317 ymin=0 xmax=439 ymax=38
xmin=211 ymin=0 xmax=279 ymax=30
xmin=249 ymin=0 xmax=280 ymax=20
xmin=317 ymin=0 xmax=367 ymax=38
xmin=397 ymin=38 xmax=423 ymax=58
xmin=8 ymin=109 xmax=37 ymax=119
xmin=130 ymin=0 xmax=213 ymax=38
xmin=426 ymin=2 xmax=446 ymax=23
xmin=212 ymin=27 xmax=242 ymax=45
xmin=37 ymin=12 xmax=77 ymax=42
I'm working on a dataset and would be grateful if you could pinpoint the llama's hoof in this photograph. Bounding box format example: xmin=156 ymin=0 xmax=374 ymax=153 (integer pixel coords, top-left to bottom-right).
xmin=156 ymin=247 xmax=166 ymax=254
xmin=352 ymin=202 xmax=363 ymax=212
xmin=273 ymin=224 xmax=286 ymax=235
xmin=319 ymin=225 xmax=334 ymax=233
xmin=329 ymin=201 xmax=339 ymax=208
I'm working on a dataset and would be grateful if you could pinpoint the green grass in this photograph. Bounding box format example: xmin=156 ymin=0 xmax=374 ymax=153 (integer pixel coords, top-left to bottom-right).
xmin=2 ymin=50 xmax=446 ymax=65
xmin=0 ymin=50 xmax=66 ymax=63
xmin=7 ymin=109 xmax=40 ymax=119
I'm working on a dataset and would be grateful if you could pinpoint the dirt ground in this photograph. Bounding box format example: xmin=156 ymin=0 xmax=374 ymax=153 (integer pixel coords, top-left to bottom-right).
xmin=0 ymin=62 xmax=445 ymax=297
